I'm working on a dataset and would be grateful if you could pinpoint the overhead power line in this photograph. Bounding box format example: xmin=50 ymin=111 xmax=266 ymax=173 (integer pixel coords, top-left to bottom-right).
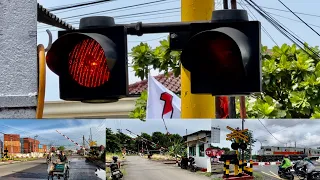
xmin=243 ymin=0 xmax=320 ymax=60
xmin=52 ymin=0 xmax=178 ymax=15
xmin=239 ymin=2 xmax=320 ymax=18
xmin=48 ymin=0 xmax=114 ymax=12
xmin=63 ymin=0 xmax=178 ymax=20
xmin=276 ymin=0 xmax=320 ymax=37
xmin=37 ymin=8 xmax=180 ymax=30
xmin=258 ymin=120 xmax=283 ymax=144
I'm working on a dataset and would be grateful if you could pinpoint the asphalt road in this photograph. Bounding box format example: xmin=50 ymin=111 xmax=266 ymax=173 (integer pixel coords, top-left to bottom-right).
xmin=123 ymin=156 xmax=210 ymax=180
xmin=0 ymin=155 xmax=105 ymax=180
xmin=254 ymin=161 xmax=320 ymax=180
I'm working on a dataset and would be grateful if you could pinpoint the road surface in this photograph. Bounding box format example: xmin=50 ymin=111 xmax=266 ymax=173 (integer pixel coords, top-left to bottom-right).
xmin=123 ymin=156 xmax=210 ymax=180
xmin=254 ymin=161 xmax=320 ymax=180
xmin=0 ymin=155 xmax=104 ymax=180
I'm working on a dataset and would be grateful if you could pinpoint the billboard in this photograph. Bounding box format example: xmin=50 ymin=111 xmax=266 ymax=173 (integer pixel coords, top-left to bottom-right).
xmin=211 ymin=127 xmax=220 ymax=143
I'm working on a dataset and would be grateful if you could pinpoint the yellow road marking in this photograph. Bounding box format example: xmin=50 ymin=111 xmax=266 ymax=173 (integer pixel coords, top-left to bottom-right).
xmin=261 ymin=171 xmax=283 ymax=179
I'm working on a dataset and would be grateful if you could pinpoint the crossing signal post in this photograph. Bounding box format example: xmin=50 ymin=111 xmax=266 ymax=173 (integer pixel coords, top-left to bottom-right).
xmin=173 ymin=10 xmax=261 ymax=96
xmin=46 ymin=9 xmax=261 ymax=104
xmin=225 ymin=126 xmax=253 ymax=179
xmin=46 ymin=17 xmax=128 ymax=103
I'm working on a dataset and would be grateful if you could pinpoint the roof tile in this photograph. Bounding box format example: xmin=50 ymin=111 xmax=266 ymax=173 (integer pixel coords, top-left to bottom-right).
xmin=128 ymin=72 xmax=180 ymax=95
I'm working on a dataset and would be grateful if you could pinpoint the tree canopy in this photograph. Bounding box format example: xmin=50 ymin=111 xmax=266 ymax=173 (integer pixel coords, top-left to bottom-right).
xmin=129 ymin=39 xmax=320 ymax=119
xmin=105 ymin=128 xmax=185 ymax=156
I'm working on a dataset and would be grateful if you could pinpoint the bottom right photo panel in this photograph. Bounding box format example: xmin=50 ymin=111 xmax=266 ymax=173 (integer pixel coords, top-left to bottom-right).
xmin=105 ymin=119 xmax=320 ymax=180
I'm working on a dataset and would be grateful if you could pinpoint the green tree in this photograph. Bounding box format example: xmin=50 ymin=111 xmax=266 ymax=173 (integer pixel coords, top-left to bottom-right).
xmin=129 ymin=40 xmax=320 ymax=119
xmin=106 ymin=128 xmax=121 ymax=153
xmin=168 ymin=140 xmax=187 ymax=160
xmin=57 ymin=146 xmax=65 ymax=151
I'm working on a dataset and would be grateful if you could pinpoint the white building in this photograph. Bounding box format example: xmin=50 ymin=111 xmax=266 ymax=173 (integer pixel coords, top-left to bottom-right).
xmin=184 ymin=130 xmax=212 ymax=169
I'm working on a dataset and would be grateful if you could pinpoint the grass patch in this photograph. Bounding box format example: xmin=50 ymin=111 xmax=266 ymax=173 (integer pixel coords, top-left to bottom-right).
xmin=0 ymin=157 xmax=38 ymax=162
xmin=196 ymin=171 xmax=212 ymax=177
xmin=145 ymin=154 xmax=176 ymax=161
xmin=105 ymin=153 xmax=126 ymax=162
xmin=253 ymin=172 xmax=264 ymax=180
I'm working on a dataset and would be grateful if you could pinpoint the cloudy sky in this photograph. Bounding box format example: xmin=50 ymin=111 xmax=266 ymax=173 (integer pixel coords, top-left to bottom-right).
xmin=37 ymin=0 xmax=320 ymax=101
xmin=0 ymin=120 xmax=106 ymax=150
xmin=105 ymin=119 xmax=320 ymax=154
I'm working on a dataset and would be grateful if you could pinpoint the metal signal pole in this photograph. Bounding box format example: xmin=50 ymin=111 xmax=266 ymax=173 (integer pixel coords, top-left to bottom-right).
xmin=181 ymin=0 xmax=215 ymax=118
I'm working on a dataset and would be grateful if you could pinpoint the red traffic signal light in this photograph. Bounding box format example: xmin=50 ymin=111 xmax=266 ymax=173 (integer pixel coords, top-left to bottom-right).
xmin=46 ymin=17 xmax=128 ymax=102
xmin=47 ymin=33 xmax=116 ymax=88
xmin=178 ymin=14 xmax=261 ymax=95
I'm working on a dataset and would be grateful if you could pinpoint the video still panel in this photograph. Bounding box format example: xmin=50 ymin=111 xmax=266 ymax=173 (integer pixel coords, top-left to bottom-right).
xmin=6 ymin=1 xmax=316 ymax=120
xmin=0 ymin=119 xmax=106 ymax=180
xmin=105 ymin=119 xmax=320 ymax=180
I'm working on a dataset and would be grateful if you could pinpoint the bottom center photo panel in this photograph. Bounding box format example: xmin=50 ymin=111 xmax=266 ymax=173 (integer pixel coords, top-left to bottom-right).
xmin=106 ymin=119 xmax=320 ymax=180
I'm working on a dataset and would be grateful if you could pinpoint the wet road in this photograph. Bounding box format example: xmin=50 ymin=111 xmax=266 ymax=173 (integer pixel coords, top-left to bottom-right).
xmin=254 ymin=161 xmax=320 ymax=180
xmin=0 ymin=155 xmax=105 ymax=180
xmin=124 ymin=156 xmax=210 ymax=180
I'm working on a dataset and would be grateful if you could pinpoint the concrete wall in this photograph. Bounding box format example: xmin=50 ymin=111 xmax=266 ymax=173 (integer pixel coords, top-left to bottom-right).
xmin=0 ymin=0 xmax=37 ymax=118
xmin=186 ymin=132 xmax=211 ymax=169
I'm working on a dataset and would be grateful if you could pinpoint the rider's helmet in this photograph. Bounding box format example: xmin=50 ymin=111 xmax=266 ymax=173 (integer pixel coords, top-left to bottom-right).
xmin=304 ymin=157 xmax=310 ymax=161
xmin=284 ymin=154 xmax=289 ymax=158
xmin=298 ymin=156 xmax=302 ymax=160
xmin=112 ymin=156 xmax=118 ymax=161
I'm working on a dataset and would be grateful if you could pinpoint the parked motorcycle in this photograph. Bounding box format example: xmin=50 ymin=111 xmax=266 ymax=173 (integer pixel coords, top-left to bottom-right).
xmin=188 ymin=157 xmax=198 ymax=172
xmin=293 ymin=161 xmax=320 ymax=180
xmin=278 ymin=166 xmax=294 ymax=180
xmin=110 ymin=156 xmax=123 ymax=180
xmin=179 ymin=157 xmax=189 ymax=169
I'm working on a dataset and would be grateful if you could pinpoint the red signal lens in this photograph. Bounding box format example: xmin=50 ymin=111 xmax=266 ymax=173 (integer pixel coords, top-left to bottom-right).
xmin=204 ymin=36 xmax=243 ymax=76
xmin=68 ymin=38 xmax=110 ymax=88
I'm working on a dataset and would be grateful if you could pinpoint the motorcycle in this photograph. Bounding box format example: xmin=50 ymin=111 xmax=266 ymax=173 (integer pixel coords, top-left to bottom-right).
xmin=293 ymin=161 xmax=320 ymax=180
xmin=188 ymin=157 xmax=198 ymax=172
xmin=278 ymin=166 xmax=294 ymax=180
xmin=110 ymin=157 xmax=123 ymax=180
xmin=179 ymin=157 xmax=189 ymax=169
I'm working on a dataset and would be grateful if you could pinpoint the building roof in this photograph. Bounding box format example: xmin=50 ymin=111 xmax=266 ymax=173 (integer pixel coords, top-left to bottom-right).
xmin=128 ymin=72 xmax=181 ymax=95
xmin=183 ymin=130 xmax=211 ymax=138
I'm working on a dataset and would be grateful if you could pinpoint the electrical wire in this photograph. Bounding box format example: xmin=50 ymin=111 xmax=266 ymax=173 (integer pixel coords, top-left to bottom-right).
xmin=63 ymin=0 xmax=178 ymax=20
xmin=37 ymin=8 xmax=180 ymax=30
xmin=277 ymin=0 xmax=320 ymax=37
xmin=258 ymin=120 xmax=283 ymax=144
xmin=238 ymin=1 xmax=278 ymax=46
xmin=48 ymin=0 xmax=114 ymax=12
xmin=243 ymin=0 xmax=320 ymax=60
xmin=239 ymin=3 xmax=320 ymax=19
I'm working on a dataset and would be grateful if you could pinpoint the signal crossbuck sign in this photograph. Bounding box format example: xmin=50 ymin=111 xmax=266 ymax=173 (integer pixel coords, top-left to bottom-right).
xmin=226 ymin=126 xmax=249 ymax=142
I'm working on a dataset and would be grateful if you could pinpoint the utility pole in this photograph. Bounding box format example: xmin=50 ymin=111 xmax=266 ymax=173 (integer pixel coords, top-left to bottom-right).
xmin=83 ymin=135 xmax=85 ymax=156
xmin=0 ymin=0 xmax=38 ymax=118
xmin=90 ymin=128 xmax=92 ymax=143
xmin=181 ymin=0 xmax=215 ymax=118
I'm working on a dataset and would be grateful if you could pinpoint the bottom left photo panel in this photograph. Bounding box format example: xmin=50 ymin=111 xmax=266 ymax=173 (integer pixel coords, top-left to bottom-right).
xmin=0 ymin=119 xmax=107 ymax=180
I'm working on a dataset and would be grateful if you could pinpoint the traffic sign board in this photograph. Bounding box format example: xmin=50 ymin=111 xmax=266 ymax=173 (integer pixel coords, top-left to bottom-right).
xmin=226 ymin=126 xmax=249 ymax=142
xmin=205 ymin=148 xmax=213 ymax=157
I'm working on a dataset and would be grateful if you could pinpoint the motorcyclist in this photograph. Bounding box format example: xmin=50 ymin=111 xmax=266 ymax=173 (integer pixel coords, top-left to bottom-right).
xmin=302 ymin=157 xmax=316 ymax=180
xmin=46 ymin=152 xmax=52 ymax=163
xmin=58 ymin=151 xmax=68 ymax=163
xmin=279 ymin=154 xmax=292 ymax=172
